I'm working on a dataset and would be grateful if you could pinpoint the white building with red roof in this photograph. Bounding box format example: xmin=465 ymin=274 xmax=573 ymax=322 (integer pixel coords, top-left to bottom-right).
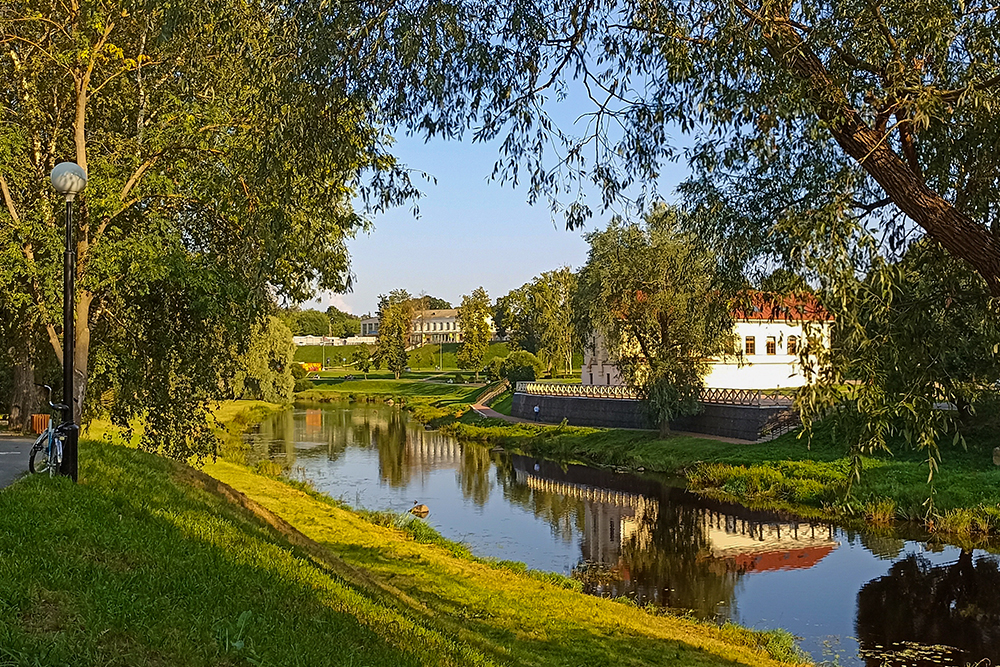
xmin=582 ymin=293 xmax=833 ymax=390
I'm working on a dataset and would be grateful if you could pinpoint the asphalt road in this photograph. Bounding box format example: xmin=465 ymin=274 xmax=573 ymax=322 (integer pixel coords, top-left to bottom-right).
xmin=0 ymin=434 xmax=35 ymax=489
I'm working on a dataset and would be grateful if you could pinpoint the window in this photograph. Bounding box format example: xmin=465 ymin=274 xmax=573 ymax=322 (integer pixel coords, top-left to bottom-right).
xmin=787 ymin=336 xmax=798 ymax=355
xmin=766 ymin=336 xmax=776 ymax=355
xmin=607 ymin=374 xmax=611 ymax=385
xmin=589 ymin=373 xmax=594 ymax=384
xmin=745 ymin=336 xmax=756 ymax=355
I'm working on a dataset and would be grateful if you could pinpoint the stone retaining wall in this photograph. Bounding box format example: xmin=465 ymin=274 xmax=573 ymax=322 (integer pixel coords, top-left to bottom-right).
xmin=511 ymin=392 xmax=795 ymax=441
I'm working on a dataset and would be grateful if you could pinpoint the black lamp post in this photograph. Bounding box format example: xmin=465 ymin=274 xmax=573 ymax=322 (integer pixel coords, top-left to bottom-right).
xmin=50 ymin=161 xmax=87 ymax=482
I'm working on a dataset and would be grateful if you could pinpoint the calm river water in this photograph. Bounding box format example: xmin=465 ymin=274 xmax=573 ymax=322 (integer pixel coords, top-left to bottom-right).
xmin=247 ymin=403 xmax=1000 ymax=666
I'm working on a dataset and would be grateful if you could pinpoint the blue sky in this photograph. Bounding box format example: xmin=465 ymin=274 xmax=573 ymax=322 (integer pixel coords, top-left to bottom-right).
xmin=310 ymin=98 xmax=691 ymax=317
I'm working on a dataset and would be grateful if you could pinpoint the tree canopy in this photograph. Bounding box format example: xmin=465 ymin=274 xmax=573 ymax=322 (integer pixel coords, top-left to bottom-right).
xmin=456 ymin=287 xmax=492 ymax=381
xmin=0 ymin=0 xmax=417 ymax=459
xmin=576 ymin=209 xmax=735 ymax=434
xmin=375 ymin=290 xmax=413 ymax=380
xmin=494 ymin=268 xmax=577 ymax=376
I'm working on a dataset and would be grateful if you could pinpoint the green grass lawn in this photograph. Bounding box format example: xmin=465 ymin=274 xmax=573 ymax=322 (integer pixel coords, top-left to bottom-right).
xmin=0 ymin=433 xmax=803 ymax=667
xmin=443 ymin=413 xmax=1000 ymax=539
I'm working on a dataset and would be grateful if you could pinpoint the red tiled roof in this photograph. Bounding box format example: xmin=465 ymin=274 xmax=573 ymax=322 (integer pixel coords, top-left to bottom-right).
xmin=731 ymin=292 xmax=833 ymax=322
xmin=730 ymin=544 xmax=836 ymax=573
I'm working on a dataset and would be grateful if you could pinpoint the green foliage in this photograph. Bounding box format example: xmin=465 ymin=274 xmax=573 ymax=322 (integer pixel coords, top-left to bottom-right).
xmin=293 ymin=378 xmax=315 ymax=392
xmin=494 ymin=268 xmax=578 ymax=376
xmin=799 ymin=240 xmax=1000 ymax=492
xmin=456 ymin=287 xmax=492 ymax=380
xmin=497 ymin=351 xmax=545 ymax=387
xmin=352 ymin=343 xmax=373 ymax=378
xmin=291 ymin=364 xmax=307 ymax=381
xmin=327 ymin=306 xmax=362 ymax=337
xmin=576 ymin=209 xmax=736 ymax=433
xmin=374 ymin=290 xmax=413 ymax=380
xmin=0 ymin=0 xmax=422 ymax=460
xmin=231 ymin=316 xmax=296 ymax=405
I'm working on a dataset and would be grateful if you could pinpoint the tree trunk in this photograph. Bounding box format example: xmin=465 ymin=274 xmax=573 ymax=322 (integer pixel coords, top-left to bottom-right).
xmin=659 ymin=419 xmax=671 ymax=438
xmin=763 ymin=18 xmax=1000 ymax=296
xmin=10 ymin=348 xmax=37 ymax=434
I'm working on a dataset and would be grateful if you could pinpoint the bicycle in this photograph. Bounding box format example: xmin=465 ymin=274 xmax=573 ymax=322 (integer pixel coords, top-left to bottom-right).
xmin=28 ymin=385 xmax=70 ymax=476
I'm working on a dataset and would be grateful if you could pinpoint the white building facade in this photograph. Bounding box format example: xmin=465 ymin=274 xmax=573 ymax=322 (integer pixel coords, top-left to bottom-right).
xmin=582 ymin=297 xmax=832 ymax=390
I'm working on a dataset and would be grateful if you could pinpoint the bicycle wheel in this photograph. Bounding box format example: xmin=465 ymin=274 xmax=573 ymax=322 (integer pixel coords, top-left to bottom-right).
xmin=28 ymin=436 xmax=52 ymax=475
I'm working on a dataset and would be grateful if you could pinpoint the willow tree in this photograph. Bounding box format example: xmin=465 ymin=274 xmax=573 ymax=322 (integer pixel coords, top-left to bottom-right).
xmin=576 ymin=210 xmax=734 ymax=435
xmin=0 ymin=0 xmax=416 ymax=458
xmin=495 ymin=268 xmax=577 ymax=377
xmin=359 ymin=0 xmax=999 ymax=472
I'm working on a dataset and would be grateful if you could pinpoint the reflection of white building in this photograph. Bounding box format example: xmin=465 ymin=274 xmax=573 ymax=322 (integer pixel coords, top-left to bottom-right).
xmin=516 ymin=471 xmax=658 ymax=564
xmin=700 ymin=511 xmax=837 ymax=573
xmin=582 ymin=294 xmax=833 ymax=390
xmin=517 ymin=470 xmax=837 ymax=573
xmin=404 ymin=429 xmax=464 ymax=471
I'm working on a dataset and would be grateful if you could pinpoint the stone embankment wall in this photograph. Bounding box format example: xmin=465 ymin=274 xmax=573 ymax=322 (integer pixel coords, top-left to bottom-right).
xmin=511 ymin=393 xmax=795 ymax=441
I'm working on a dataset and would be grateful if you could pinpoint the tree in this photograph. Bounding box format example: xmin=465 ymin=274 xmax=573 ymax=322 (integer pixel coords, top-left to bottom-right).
xmin=495 ymin=268 xmax=578 ymax=377
xmin=326 ymin=306 xmax=361 ymax=338
xmin=498 ymin=351 xmax=545 ymax=387
xmin=295 ymin=310 xmax=333 ymax=337
xmin=799 ymin=240 xmax=1000 ymax=489
xmin=352 ymin=343 xmax=373 ymax=380
xmin=576 ymin=210 xmax=735 ymax=435
xmin=359 ymin=1 xmax=1000 ymax=294
xmin=0 ymin=0 xmax=418 ymax=459
xmin=456 ymin=287 xmax=492 ymax=382
xmin=344 ymin=0 xmax=1000 ymax=474
xmin=232 ymin=316 xmax=296 ymax=404
xmin=375 ymin=290 xmax=413 ymax=380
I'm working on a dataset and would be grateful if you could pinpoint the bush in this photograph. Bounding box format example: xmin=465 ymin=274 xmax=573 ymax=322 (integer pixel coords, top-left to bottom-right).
xmin=497 ymin=351 xmax=545 ymax=387
xmin=293 ymin=378 xmax=315 ymax=392
xmin=291 ymin=363 xmax=307 ymax=380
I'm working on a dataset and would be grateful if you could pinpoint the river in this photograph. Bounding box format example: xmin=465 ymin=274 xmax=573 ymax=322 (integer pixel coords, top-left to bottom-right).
xmin=246 ymin=402 xmax=1000 ymax=666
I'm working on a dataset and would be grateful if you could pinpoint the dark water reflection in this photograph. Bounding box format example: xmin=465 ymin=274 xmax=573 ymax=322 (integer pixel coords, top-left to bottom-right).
xmin=249 ymin=404 xmax=1000 ymax=666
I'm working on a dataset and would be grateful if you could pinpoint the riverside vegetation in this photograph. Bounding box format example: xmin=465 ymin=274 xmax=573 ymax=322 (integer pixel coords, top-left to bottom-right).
xmin=282 ymin=374 xmax=1000 ymax=540
xmin=441 ymin=392 xmax=1000 ymax=541
xmin=0 ymin=402 xmax=805 ymax=667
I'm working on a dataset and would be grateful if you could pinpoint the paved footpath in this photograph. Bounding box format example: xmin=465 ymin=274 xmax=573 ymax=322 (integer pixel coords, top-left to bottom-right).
xmin=0 ymin=434 xmax=34 ymax=489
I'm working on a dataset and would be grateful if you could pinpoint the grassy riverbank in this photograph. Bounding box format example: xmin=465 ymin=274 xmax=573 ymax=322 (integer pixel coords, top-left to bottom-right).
xmin=442 ymin=412 xmax=1000 ymax=539
xmin=0 ymin=430 xmax=805 ymax=666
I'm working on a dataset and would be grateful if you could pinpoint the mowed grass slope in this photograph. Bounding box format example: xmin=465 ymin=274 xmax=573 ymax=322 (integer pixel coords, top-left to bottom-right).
xmin=0 ymin=443 xmax=487 ymax=667
xmin=0 ymin=440 xmax=804 ymax=667
xmin=202 ymin=459 xmax=804 ymax=667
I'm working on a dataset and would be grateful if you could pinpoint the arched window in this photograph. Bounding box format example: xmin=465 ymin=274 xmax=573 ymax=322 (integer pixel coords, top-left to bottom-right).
xmin=787 ymin=336 xmax=798 ymax=355
xmin=766 ymin=337 xmax=776 ymax=355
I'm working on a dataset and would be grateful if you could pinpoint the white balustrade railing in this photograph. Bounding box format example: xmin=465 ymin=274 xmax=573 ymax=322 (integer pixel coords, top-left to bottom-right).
xmin=513 ymin=382 xmax=796 ymax=406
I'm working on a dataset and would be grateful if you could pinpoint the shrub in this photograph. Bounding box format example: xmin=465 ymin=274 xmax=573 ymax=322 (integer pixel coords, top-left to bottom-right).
xmin=291 ymin=363 xmax=307 ymax=380
xmin=294 ymin=378 xmax=315 ymax=392
xmin=500 ymin=351 xmax=545 ymax=387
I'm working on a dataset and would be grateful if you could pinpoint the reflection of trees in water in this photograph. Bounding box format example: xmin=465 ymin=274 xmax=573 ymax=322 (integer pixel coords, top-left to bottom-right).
xmin=594 ymin=501 xmax=740 ymax=620
xmin=858 ymin=531 xmax=905 ymax=562
xmin=374 ymin=408 xmax=410 ymax=487
xmin=857 ymin=550 xmax=1000 ymax=666
xmin=456 ymin=443 xmax=494 ymax=507
xmin=495 ymin=462 xmax=584 ymax=543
